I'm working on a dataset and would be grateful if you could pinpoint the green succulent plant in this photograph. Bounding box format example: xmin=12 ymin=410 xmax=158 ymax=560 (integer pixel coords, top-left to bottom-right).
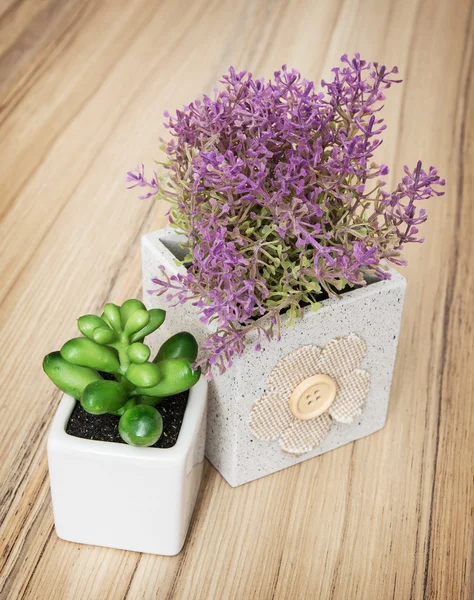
xmin=43 ymin=299 xmax=200 ymax=447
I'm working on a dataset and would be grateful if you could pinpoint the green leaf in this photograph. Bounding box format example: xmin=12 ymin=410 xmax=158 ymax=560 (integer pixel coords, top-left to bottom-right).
xmin=154 ymin=332 xmax=198 ymax=363
xmin=130 ymin=309 xmax=166 ymax=343
xmin=119 ymin=405 xmax=163 ymax=446
xmin=125 ymin=362 xmax=161 ymax=388
xmin=134 ymin=358 xmax=200 ymax=397
xmin=80 ymin=380 xmax=127 ymax=415
xmin=103 ymin=303 xmax=122 ymax=333
xmin=135 ymin=395 xmax=163 ymax=408
xmin=92 ymin=327 xmax=118 ymax=345
xmin=77 ymin=315 xmax=110 ymax=339
xmin=127 ymin=342 xmax=151 ymax=364
xmin=120 ymin=299 xmax=146 ymax=327
xmin=60 ymin=338 xmax=120 ymax=373
xmin=112 ymin=397 xmax=137 ymax=416
xmin=124 ymin=310 xmax=150 ymax=336
xmin=43 ymin=352 xmax=102 ymax=399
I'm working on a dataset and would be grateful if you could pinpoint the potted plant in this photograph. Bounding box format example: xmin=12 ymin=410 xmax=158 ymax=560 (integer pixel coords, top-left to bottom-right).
xmin=44 ymin=299 xmax=206 ymax=555
xmin=132 ymin=54 xmax=445 ymax=487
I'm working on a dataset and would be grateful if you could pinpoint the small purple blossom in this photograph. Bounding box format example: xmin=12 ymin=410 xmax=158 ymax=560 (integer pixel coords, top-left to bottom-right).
xmin=129 ymin=54 xmax=445 ymax=376
xmin=126 ymin=164 xmax=159 ymax=199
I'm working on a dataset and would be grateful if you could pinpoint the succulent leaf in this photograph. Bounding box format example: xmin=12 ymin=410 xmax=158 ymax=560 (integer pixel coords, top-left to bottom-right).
xmin=130 ymin=308 xmax=166 ymax=342
xmin=80 ymin=380 xmax=127 ymax=415
xmin=154 ymin=331 xmax=198 ymax=363
xmin=103 ymin=303 xmax=122 ymax=333
xmin=43 ymin=352 xmax=102 ymax=399
xmin=124 ymin=310 xmax=150 ymax=336
xmin=112 ymin=397 xmax=138 ymax=416
xmin=92 ymin=327 xmax=118 ymax=345
xmin=61 ymin=338 xmax=120 ymax=373
xmin=119 ymin=405 xmax=163 ymax=446
xmin=127 ymin=342 xmax=151 ymax=364
xmin=125 ymin=362 xmax=161 ymax=388
xmin=77 ymin=314 xmax=110 ymax=339
xmin=120 ymin=299 xmax=146 ymax=327
xmin=134 ymin=358 xmax=200 ymax=397
xmin=135 ymin=395 xmax=162 ymax=407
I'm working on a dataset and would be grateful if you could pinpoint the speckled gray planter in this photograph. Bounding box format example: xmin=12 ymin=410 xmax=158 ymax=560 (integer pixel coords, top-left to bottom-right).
xmin=142 ymin=228 xmax=407 ymax=487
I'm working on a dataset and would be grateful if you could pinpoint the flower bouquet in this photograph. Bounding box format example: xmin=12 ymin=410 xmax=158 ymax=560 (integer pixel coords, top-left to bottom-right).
xmin=134 ymin=54 xmax=444 ymax=486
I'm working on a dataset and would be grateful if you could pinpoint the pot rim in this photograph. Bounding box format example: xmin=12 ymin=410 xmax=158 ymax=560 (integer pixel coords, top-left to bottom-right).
xmin=48 ymin=377 xmax=207 ymax=462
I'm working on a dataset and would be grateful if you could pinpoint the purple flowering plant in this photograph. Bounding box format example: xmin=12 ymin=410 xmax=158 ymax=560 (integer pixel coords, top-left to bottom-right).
xmin=128 ymin=54 xmax=445 ymax=376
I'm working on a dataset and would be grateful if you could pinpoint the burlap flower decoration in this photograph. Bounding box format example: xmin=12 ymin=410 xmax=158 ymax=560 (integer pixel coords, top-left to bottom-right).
xmin=248 ymin=334 xmax=370 ymax=455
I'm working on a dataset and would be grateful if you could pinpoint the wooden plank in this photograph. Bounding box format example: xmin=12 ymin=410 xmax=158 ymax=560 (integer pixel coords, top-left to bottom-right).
xmin=0 ymin=0 xmax=472 ymax=598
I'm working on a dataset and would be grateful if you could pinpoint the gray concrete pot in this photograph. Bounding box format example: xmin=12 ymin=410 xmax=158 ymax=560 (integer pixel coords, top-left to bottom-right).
xmin=142 ymin=228 xmax=406 ymax=487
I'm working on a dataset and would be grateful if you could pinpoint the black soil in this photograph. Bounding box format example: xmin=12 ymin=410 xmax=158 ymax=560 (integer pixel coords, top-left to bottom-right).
xmin=66 ymin=391 xmax=189 ymax=448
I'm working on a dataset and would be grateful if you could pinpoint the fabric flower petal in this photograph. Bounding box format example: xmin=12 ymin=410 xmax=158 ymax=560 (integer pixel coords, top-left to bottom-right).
xmin=267 ymin=345 xmax=322 ymax=394
xmin=329 ymin=368 xmax=370 ymax=423
xmin=279 ymin=412 xmax=332 ymax=455
xmin=315 ymin=334 xmax=367 ymax=381
xmin=249 ymin=391 xmax=293 ymax=440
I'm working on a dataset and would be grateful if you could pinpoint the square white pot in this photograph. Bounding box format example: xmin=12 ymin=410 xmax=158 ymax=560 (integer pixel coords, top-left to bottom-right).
xmin=142 ymin=228 xmax=406 ymax=487
xmin=47 ymin=378 xmax=207 ymax=555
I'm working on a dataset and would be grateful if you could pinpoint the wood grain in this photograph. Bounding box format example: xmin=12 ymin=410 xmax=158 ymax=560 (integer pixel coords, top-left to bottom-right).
xmin=0 ymin=0 xmax=472 ymax=598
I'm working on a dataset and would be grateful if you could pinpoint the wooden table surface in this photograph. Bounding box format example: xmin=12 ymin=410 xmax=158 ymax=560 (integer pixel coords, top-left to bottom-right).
xmin=1 ymin=0 xmax=473 ymax=598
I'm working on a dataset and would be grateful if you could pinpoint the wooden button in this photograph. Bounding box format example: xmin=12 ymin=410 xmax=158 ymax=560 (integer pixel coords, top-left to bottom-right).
xmin=289 ymin=374 xmax=337 ymax=421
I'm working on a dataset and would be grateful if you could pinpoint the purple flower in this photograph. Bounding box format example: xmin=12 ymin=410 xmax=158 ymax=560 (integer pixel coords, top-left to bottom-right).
xmin=130 ymin=54 xmax=445 ymax=376
xmin=126 ymin=164 xmax=159 ymax=200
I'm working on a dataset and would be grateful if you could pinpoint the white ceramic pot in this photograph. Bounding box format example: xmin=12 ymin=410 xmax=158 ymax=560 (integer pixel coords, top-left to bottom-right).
xmin=47 ymin=378 xmax=207 ymax=555
xmin=142 ymin=228 xmax=406 ymax=487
